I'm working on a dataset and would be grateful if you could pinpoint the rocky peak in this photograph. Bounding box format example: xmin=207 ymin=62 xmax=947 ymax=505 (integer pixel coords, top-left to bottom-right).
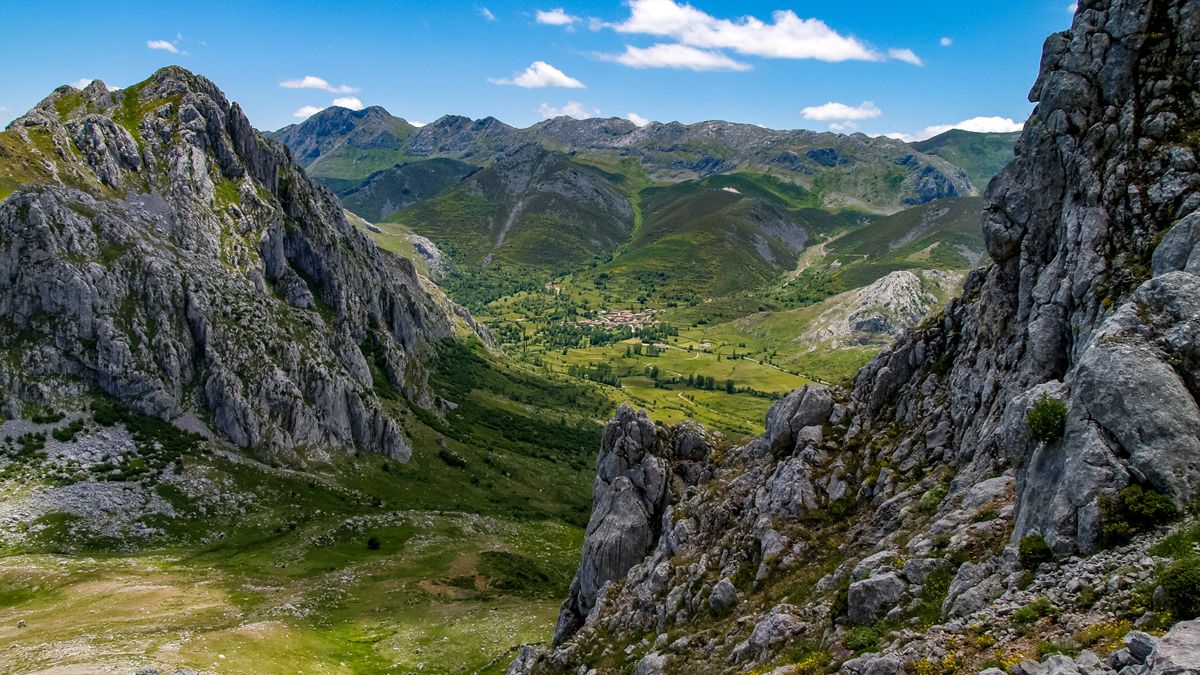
xmin=0 ymin=66 xmax=462 ymax=462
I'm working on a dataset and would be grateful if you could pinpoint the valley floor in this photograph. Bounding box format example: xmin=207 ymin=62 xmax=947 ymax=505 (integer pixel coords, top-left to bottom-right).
xmin=0 ymin=512 xmax=575 ymax=674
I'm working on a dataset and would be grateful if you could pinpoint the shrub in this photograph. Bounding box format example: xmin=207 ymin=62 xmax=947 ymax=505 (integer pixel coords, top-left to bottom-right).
xmin=1014 ymin=597 xmax=1056 ymax=624
xmin=1019 ymin=534 xmax=1053 ymax=570
xmin=918 ymin=485 xmax=948 ymax=514
xmin=366 ymin=536 xmax=381 ymax=550
xmin=1160 ymin=558 xmax=1200 ymax=619
xmin=1027 ymin=393 xmax=1067 ymax=444
xmin=1099 ymin=485 xmax=1179 ymax=547
xmin=843 ymin=626 xmax=880 ymax=652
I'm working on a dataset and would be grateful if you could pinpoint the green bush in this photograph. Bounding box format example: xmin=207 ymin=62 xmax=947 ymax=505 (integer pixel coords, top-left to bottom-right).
xmin=1099 ymin=485 xmax=1179 ymax=547
xmin=1027 ymin=393 xmax=1067 ymax=444
xmin=1014 ymin=597 xmax=1056 ymax=624
xmin=843 ymin=626 xmax=880 ymax=652
xmin=1160 ymin=558 xmax=1200 ymax=619
xmin=1019 ymin=534 xmax=1053 ymax=570
xmin=917 ymin=485 xmax=948 ymax=514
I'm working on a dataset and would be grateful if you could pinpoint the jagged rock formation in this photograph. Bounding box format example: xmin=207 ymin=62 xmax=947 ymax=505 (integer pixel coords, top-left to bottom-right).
xmin=552 ymin=405 xmax=713 ymax=645
xmin=0 ymin=67 xmax=460 ymax=461
xmin=799 ymin=270 xmax=962 ymax=348
xmin=514 ymin=1 xmax=1200 ymax=672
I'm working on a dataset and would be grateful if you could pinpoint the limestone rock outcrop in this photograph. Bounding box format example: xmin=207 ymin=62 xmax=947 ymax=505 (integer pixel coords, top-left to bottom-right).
xmin=0 ymin=67 xmax=464 ymax=461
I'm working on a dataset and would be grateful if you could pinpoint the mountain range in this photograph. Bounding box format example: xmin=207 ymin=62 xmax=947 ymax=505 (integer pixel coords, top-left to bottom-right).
xmin=6 ymin=1 xmax=1200 ymax=671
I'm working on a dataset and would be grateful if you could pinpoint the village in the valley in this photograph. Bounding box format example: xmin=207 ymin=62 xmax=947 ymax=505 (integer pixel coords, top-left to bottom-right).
xmin=576 ymin=308 xmax=660 ymax=331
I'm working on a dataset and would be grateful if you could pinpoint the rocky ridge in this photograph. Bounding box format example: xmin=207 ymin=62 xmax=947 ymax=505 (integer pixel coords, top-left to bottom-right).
xmin=512 ymin=1 xmax=1200 ymax=673
xmin=0 ymin=67 xmax=463 ymax=461
xmin=272 ymin=108 xmax=979 ymax=213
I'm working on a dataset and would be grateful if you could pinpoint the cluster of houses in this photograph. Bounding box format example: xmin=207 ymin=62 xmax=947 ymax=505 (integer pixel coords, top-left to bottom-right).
xmin=578 ymin=308 xmax=659 ymax=331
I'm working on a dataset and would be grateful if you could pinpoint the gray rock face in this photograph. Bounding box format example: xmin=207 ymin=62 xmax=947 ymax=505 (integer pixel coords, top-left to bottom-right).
xmin=0 ymin=67 xmax=460 ymax=461
xmin=552 ymin=404 xmax=670 ymax=645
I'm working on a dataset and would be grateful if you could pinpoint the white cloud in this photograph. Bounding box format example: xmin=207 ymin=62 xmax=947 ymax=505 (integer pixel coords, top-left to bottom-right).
xmin=293 ymin=105 xmax=324 ymax=119
xmin=1068 ymin=3 xmax=1078 ymax=12
xmin=480 ymin=7 xmax=496 ymax=21
xmin=801 ymin=101 xmax=882 ymax=122
xmin=410 ymin=120 xmax=427 ymax=127
xmin=626 ymin=112 xmax=651 ymax=127
xmin=611 ymin=0 xmax=880 ymax=62
xmin=332 ymin=96 xmax=364 ymax=110
xmin=71 ymin=78 xmax=96 ymax=89
xmin=279 ymin=76 xmax=359 ymax=94
xmin=0 ymin=106 xmax=10 ymax=114
xmin=147 ymin=39 xmax=182 ymax=54
xmin=537 ymin=8 xmax=579 ymax=26
xmin=490 ymin=61 xmax=585 ymax=88
xmin=597 ymin=43 xmax=751 ymax=71
xmin=538 ymin=101 xmax=600 ymax=119
xmin=940 ymin=37 xmax=953 ymax=47
xmin=888 ymin=48 xmax=923 ymax=66
xmin=886 ymin=115 xmax=1025 ymax=142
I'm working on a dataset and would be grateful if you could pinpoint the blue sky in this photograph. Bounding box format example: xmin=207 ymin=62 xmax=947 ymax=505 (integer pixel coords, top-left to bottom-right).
xmin=0 ymin=1 xmax=1076 ymax=138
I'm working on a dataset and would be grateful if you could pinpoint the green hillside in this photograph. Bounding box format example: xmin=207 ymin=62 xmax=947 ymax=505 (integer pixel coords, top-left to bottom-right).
xmin=339 ymin=158 xmax=477 ymax=222
xmin=389 ymin=147 xmax=633 ymax=270
xmin=912 ymin=129 xmax=1020 ymax=190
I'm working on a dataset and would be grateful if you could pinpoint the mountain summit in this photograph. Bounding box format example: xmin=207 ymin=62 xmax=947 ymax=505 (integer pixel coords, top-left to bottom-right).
xmin=0 ymin=66 xmax=462 ymax=461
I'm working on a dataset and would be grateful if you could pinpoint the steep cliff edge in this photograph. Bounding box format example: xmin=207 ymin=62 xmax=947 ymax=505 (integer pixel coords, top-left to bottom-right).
xmin=0 ymin=67 xmax=459 ymax=461
xmin=516 ymin=1 xmax=1200 ymax=672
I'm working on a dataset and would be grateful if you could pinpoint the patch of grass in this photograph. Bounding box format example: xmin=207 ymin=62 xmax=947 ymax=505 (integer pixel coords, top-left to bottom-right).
xmin=843 ymin=625 xmax=881 ymax=653
xmin=1013 ymin=596 xmax=1056 ymax=625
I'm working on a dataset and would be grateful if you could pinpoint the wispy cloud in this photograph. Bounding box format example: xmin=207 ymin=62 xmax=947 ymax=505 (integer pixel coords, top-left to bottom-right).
xmin=70 ymin=78 xmax=96 ymax=89
xmin=940 ymin=37 xmax=953 ymax=47
xmin=147 ymin=39 xmax=183 ymax=54
xmin=490 ymin=61 xmax=585 ymax=88
xmin=801 ymin=101 xmax=882 ymax=122
xmin=479 ymin=7 xmax=496 ymax=21
xmin=626 ymin=112 xmax=651 ymax=127
xmin=293 ymin=105 xmax=324 ymax=119
xmin=888 ymin=48 xmax=923 ymax=66
xmin=597 ymin=44 xmax=750 ymax=71
xmin=538 ymin=101 xmax=600 ymax=119
xmin=886 ymin=115 xmax=1024 ymax=142
xmin=332 ymin=96 xmax=364 ymax=110
xmin=536 ymin=8 xmax=579 ymax=26
xmin=279 ymin=76 xmax=359 ymax=94
xmin=610 ymin=0 xmax=881 ymax=63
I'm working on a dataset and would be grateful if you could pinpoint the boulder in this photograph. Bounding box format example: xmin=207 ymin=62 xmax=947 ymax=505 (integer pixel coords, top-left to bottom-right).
xmin=847 ymin=573 xmax=906 ymax=625
xmin=709 ymin=578 xmax=738 ymax=613
xmin=1146 ymin=620 xmax=1200 ymax=674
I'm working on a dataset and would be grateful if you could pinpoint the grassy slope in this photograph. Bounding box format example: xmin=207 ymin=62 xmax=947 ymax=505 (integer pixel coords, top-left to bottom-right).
xmin=912 ymin=130 xmax=1020 ymax=191
xmin=338 ymin=158 xmax=478 ymax=222
xmin=0 ymin=339 xmax=612 ymax=674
